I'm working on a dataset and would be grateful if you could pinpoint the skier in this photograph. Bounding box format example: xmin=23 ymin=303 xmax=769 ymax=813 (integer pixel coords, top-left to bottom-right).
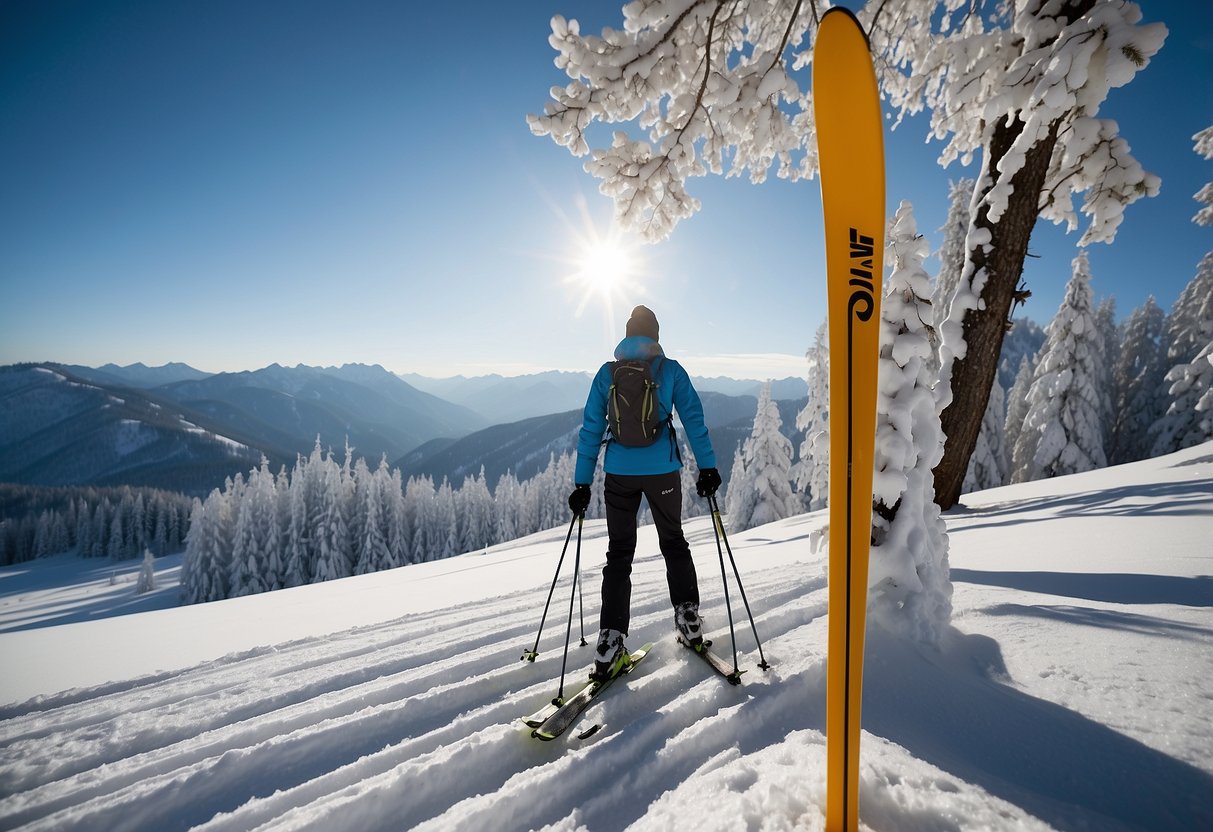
xmin=569 ymin=305 xmax=721 ymax=681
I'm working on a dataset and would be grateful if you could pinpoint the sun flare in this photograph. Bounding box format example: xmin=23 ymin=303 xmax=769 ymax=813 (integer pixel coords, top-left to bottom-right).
xmin=577 ymin=241 xmax=633 ymax=297
xmin=560 ymin=227 xmax=645 ymax=323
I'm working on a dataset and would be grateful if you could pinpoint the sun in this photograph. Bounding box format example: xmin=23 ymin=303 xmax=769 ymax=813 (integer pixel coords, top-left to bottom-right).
xmin=538 ymin=194 xmax=650 ymax=326
xmin=562 ymin=227 xmax=644 ymax=321
xmin=576 ymin=240 xmax=633 ymax=298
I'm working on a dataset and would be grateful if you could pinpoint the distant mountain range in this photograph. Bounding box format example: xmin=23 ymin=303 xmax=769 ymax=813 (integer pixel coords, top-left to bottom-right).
xmin=399 ymin=371 xmax=594 ymax=424
xmin=399 ymin=370 xmax=807 ymax=423
xmin=65 ymin=362 xmax=213 ymax=389
xmin=396 ymin=391 xmax=809 ymax=488
xmin=0 ymin=365 xmax=262 ymax=494
xmin=692 ymin=376 xmax=808 ymax=400
xmin=1 ymin=362 xmax=807 ymax=496
xmin=154 ymin=363 xmax=486 ymax=465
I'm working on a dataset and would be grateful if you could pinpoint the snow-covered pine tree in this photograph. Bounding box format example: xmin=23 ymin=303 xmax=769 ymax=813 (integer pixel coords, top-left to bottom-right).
xmin=433 ymin=479 xmax=458 ymax=559
xmin=180 ymin=484 xmax=235 ymax=603
xmin=492 ymin=472 xmax=520 ymax=546
xmin=678 ymin=438 xmax=709 ymax=520
xmin=282 ymin=453 xmax=313 ymax=587
xmin=229 ymin=460 xmax=281 ymax=597
xmin=1094 ymin=297 xmax=1120 ymax=455
xmin=32 ymin=511 xmax=52 ymax=558
xmin=75 ymin=499 xmax=93 ymax=557
xmin=131 ymin=494 xmax=147 ymax=557
xmin=1160 ymin=252 xmax=1213 ymax=371
xmin=1109 ymin=295 xmax=1166 ymax=463
xmin=406 ymin=475 xmax=435 ymax=564
xmin=1003 ymin=355 xmax=1035 ymax=458
xmin=963 ymin=378 xmax=1008 ymax=493
xmin=1012 ymin=252 xmax=1107 ymax=482
xmin=177 ymin=499 xmax=201 ymax=603
xmin=136 ymin=549 xmax=156 ymax=594
xmin=457 ymin=467 xmax=495 ymax=553
xmin=91 ymin=500 xmax=109 ymax=558
xmin=728 ymin=382 xmax=797 ymax=532
xmin=589 ymin=463 xmax=607 ymax=522
xmin=723 ymin=444 xmax=753 ymax=528
xmin=385 ymin=467 xmax=408 ymax=566
xmin=792 ymin=321 xmax=829 ymax=511
xmin=1152 ymin=340 xmax=1213 ymax=454
xmin=313 ymin=455 xmax=352 ymax=582
xmin=107 ymin=500 xmax=126 ymax=561
xmin=1150 ymin=253 xmax=1213 ymax=455
xmin=149 ymin=503 xmax=165 ymax=556
xmin=999 ymin=319 xmax=1046 ymax=391
xmin=353 ymin=462 xmax=391 ymax=575
xmin=869 ymin=201 xmax=951 ymax=646
xmin=346 ymin=457 xmax=371 ymax=563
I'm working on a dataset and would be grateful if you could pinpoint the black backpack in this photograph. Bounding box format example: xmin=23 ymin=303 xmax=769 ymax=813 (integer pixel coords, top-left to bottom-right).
xmin=607 ymin=358 xmax=668 ymax=447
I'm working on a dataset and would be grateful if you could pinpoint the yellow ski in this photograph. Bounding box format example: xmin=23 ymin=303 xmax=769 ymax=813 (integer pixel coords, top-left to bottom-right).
xmin=812 ymin=8 xmax=885 ymax=832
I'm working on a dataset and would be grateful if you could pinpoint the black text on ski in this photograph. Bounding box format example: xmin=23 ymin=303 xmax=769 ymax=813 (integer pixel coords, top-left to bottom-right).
xmin=847 ymin=227 xmax=875 ymax=322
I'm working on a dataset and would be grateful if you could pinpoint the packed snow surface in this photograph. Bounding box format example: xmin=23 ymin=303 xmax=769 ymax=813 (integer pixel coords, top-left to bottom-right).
xmin=1 ymin=445 xmax=1211 ymax=831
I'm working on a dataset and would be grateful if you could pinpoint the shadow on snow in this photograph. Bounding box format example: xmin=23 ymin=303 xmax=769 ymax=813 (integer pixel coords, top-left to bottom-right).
xmin=862 ymin=628 xmax=1213 ymax=832
xmin=950 ymin=568 xmax=1213 ymax=607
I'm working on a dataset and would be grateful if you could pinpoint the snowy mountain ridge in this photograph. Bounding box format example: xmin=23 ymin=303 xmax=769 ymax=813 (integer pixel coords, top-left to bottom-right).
xmin=0 ymin=364 xmax=261 ymax=494
xmin=1 ymin=443 xmax=1210 ymax=830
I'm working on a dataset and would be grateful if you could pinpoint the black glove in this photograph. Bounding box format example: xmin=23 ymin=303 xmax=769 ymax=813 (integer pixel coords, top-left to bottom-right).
xmin=696 ymin=468 xmax=721 ymax=498
xmin=568 ymin=484 xmax=591 ymax=515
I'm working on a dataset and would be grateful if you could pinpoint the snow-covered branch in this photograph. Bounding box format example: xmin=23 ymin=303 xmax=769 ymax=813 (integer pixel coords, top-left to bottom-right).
xmin=868 ymin=0 xmax=1166 ymax=241
xmin=1194 ymin=124 xmax=1213 ymax=226
xmin=528 ymin=1 xmax=819 ymax=240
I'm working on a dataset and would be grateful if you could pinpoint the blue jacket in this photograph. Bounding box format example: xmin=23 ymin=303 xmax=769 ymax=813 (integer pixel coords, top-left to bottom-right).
xmin=575 ymin=336 xmax=717 ymax=484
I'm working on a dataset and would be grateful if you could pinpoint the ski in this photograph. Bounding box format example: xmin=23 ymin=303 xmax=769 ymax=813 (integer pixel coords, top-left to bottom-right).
xmin=813 ymin=8 xmax=885 ymax=832
xmin=529 ymin=642 xmax=653 ymax=741
xmin=521 ymin=700 xmax=561 ymax=729
xmin=677 ymin=636 xmax=744 ymax=686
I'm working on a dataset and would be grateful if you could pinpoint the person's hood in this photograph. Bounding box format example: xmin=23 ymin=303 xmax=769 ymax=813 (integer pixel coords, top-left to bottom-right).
xmin=613 ymin=336 xmax=663 ymax=361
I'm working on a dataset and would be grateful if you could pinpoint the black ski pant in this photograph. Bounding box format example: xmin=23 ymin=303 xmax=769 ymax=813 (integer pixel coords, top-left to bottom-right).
xmin=600 ymin=471 xmax=699 ymax=635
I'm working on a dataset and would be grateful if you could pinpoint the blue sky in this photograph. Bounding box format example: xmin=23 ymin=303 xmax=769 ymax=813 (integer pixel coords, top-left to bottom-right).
xmin=1 ymin=1 xmax=1209 ymax=380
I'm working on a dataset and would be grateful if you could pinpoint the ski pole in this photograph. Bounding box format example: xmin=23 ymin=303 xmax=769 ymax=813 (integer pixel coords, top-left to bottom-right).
xmin=576 ymin=531 xmax=587 ymax=647
xmin=709 ymin=495 xmax=771 ymax=671
xmin=522 ymin=512 xmax=579 ymax=663
xmin=707 ymin=497 xmax=741 ymax=675
xmin=555 ymin=513 xmax=585 ymax=703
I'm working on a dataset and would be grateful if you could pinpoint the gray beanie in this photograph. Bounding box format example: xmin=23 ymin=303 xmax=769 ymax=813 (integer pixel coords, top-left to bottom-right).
xmin=625 ymin=305 xmax=659 ymax=341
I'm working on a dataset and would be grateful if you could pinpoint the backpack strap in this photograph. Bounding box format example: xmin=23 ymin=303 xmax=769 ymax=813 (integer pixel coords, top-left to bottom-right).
xmin=651 ymin=356 xmax=681 ymax=464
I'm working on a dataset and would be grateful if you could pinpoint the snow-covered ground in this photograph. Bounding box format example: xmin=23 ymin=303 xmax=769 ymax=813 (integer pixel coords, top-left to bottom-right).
xmin=1 ymin=445 xmax=1211 ymax=831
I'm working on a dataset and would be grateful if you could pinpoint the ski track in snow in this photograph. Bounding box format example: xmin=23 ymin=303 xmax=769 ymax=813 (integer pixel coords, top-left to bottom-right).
xmin=0 ymin=543 xmax=825 ymax=832
xmin=3 ymin=448 xmax=1213 ymax=831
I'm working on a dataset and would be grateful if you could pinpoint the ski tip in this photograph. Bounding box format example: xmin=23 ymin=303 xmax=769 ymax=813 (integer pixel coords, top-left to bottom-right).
xmin=626 ymin=643 xmax=654 ymax=664
xmin=577 ymin=723 xmax=603 ymax=741
xmin=819 ymin=5 xmax=872 ymax=49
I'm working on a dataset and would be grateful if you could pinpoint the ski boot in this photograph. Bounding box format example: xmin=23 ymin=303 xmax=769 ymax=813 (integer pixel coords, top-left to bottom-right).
xmin=674 ymin=601 xmax=705 ymax=649
xmin=591 ymin=628 xmax=629 ymax=682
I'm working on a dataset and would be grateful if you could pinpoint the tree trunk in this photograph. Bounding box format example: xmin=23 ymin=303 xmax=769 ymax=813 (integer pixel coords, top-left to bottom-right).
xmin=932 ymin=116 xmax=1063 ymax=509
xmin=931 ymin=0 xmax=1097 ymax=511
